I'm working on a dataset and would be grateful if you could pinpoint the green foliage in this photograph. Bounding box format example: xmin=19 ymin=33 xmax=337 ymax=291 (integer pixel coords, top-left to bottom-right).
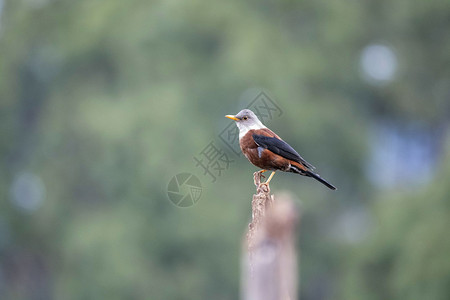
xmin=342 ymin=153 xmax=450 ymax=300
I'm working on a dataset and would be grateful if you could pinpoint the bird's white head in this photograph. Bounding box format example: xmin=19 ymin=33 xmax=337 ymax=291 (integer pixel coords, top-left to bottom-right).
xmin=225 ymin=109 xmax=267 ymax=139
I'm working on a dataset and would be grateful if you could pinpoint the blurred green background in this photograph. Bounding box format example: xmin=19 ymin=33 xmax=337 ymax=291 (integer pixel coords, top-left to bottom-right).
xmin=1 ymin=0 xmax=450 ymax=299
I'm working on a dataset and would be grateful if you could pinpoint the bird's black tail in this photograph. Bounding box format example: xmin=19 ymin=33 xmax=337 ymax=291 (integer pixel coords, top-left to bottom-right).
xmin=306 ymin=171 xmax=337 ymax=190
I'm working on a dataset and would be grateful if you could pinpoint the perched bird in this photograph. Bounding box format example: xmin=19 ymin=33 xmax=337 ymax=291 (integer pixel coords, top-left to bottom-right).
xmin=226 ymin=109 xmax=336 ymax=190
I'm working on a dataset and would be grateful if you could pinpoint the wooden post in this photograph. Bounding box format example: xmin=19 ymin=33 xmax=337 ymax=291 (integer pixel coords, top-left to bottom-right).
xmin=242 ymin=172 xmax=300 ymax=300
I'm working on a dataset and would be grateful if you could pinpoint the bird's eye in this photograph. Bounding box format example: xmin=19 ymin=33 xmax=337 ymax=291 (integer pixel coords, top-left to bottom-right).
xmin=243 ymin=116 xmax=248 ymax=120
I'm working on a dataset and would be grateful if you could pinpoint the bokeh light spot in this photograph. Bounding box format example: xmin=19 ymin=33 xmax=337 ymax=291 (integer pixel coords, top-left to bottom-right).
xmin=360 ymin=44 xmax=397 ymax=84
xmin=9 ymin=172 xmax=46 ymax=213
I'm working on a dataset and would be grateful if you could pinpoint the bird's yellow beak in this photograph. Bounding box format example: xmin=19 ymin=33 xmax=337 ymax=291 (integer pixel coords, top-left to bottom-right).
xmin=225 ymin=115 xmax=240 ymax=121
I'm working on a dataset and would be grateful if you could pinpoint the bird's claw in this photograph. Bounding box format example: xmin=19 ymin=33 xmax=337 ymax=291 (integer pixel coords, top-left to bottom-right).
xmin=257 ymin=170 xmax=267 ymax=178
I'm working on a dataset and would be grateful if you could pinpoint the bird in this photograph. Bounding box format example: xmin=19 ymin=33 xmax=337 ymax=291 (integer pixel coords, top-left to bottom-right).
xmin=225 ymin=109 xmax=336 ymax=190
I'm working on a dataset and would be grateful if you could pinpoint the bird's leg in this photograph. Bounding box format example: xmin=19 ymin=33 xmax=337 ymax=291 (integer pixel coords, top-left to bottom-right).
xmin=258 ymin=171 xmax=275 ymax=193
xmin=262 ymin=171 xmax=276 ymax=185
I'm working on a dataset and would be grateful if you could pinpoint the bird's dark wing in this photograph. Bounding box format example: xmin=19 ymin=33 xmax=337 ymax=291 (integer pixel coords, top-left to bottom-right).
xmin=252 ymin=134 xmax=315 ymax=170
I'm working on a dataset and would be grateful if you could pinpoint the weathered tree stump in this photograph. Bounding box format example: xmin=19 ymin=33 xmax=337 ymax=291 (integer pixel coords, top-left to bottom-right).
xmin=242 ymin=171 xmax=300 ymax=300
